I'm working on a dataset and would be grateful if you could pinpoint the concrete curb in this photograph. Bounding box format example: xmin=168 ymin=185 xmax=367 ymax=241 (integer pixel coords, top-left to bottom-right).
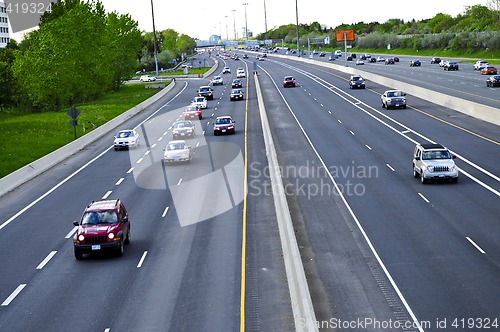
xmin=272 ymin=54 xmax=500 ymax=127
xmin=0 ymin=81 xmax=176 ymax=197
xmin=254 ymin=72 xmax=318 ymax=332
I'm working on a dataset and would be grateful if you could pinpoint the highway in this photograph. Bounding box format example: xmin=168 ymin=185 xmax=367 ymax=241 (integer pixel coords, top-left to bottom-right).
xmin=0 ymin=50 xmax=499 ymax=331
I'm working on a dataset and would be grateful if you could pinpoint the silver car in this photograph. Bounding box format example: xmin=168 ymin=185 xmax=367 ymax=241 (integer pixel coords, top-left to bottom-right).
xmin=413 ymin=143 xmax=458 ymax=184
xmin=163 ymin=140 xmax=192 ymax=164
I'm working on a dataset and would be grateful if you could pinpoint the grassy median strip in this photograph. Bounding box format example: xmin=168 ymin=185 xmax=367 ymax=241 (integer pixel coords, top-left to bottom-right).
xmin=0 ymin=83 xmax=163 ymax=178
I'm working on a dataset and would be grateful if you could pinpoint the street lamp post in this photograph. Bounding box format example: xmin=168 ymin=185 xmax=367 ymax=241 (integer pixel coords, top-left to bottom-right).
xmin=225 ymin=15 xmax=229 ymax=41
xmin=264 ymin=0 xmax=268 ymax=48
xmin=242 ymin=3 xmax=249 ymax=42
xmin=150 ymin=0 xmax=159 ymax=75
xmin=232 ymin=9 xmax=237 ymax=40
xmin=295 ymin=0 xmax=300 ymax=56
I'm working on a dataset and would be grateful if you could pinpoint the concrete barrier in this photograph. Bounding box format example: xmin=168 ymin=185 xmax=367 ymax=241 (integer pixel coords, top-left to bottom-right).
xmin=254 ymin=72 xmax=318 ymax=332
xmin=272 ymin=54 xmax=500 ymax=127
xmin=0 ymin=81 xmax=176 ymax=197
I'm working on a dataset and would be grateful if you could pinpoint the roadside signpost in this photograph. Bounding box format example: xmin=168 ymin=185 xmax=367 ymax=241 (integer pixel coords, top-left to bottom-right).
xmin=67 ymin=106 xmax=80 ymax=140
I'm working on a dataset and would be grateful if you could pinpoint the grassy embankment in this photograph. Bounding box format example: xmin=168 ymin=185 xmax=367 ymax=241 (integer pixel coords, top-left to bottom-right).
xmin=0 ymin=83 xmax=161 ymax=178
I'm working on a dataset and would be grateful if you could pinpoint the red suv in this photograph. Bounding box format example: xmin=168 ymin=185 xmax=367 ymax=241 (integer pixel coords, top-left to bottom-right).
xmin=73 ymin=199 xmax=130 ymax=259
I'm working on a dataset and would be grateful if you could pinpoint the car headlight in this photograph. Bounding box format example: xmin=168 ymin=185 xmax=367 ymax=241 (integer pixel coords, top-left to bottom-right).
xmin=449 ymin=165 xmax=456 ymax=171
xmin=108 ymin=233 xmax=115 ymax=240
xmin=78 ymin=234 xmax=85 ymax=241
xmin=426 ymin=166 xmax=434 ymax=172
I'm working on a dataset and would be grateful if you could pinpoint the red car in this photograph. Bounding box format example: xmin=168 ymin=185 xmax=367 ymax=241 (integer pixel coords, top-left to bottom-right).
xmin=183 ymin=105 xmax=202 ymax=120
xmin=73 ymin=200 xmax=131 ymax=259
xmin=481 ymin=66 xmax=497 ymax=75
xmin=283 ymin=76 xmax=296 ymax=88
xmin=213 ymin=116 xmax=235 ymax=135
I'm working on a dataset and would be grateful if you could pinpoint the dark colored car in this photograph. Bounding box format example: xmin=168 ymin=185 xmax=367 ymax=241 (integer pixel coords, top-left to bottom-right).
xmin=369 ymin=57 xmax=376 ymax=63
xmin=486 ymin=75 xmax=500 ymax=87
xmin=232 ymin=79 xmax=242 ymax=88
xmin=319 ymin=52 xmax=326 ymax=57
xmin=73 ymin=199 xmax=131 ymax=259
xmin=430 ymin=57 xmax=441 ymax=64
xmin=283 ymin=76 xmax=296 ymax=88
xmin=197 ymin=86 xmax=214 ymax=100
xmin=349 ymin=75 xmax=366 ymax=89
xmin=230 ymin=89 xmax=244 ymax=101
xmin=410 ymin=60 xmax=421 ymax=67
xmin=172 ymin=120 xmax=196 ymax=139
xmin=346 ymin=55 xmax=353 ymax=61
xmin=444 ymin=62 xmax=459 ymax=71
xmin=385 ymin=57 xmax=395 ymax=65
xmin=213 ymin=116 xmax=235 ymax=135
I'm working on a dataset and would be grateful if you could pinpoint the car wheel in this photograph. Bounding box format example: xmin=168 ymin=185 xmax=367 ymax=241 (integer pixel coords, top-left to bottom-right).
xmin=420 ymin=173 xmax=428 ymax=184
xmin=214 ymin=131 xmax=218 ymax=136
xmin=116 ymin=239 xmax=124 ymax=257
xmin=74 ymin=249 xmax=83 ymax=260
xmin=382 ymin=102 xmax=385 ymax=108
xmin=413 ymin=166 xmax=419 ymax=178
xmin=403 ymin=105 xmax=407 ymax=109
xmin=386 ymin=105 xmax=390 ymax=110
xmin=124 ymin=228 xmax=130 ymax=244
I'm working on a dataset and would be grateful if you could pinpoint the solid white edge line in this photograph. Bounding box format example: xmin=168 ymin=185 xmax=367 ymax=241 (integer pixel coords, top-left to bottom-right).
xmin=137 ymin=251 xmax=148 ymax=268
xmin=162 ymin=206 xmax=169 ymax=218
xmin=418 ymin=193 xmax=430 ymax=203
xmin=65 ymin=226 xmax=78 ymax=239
xmin=36 ymin=251 xmax=57 ymax=270
xmin=259 ymin=65 xmax=425 ymax=332
xmin=466 ymin=237 xmax=486 ymax=254
xmin=1 ymin=284 xmax=27 ymax=306
xmin=115 ymin=178 xmax=125 ymax=186
xmin=102 ymin=191 xmax=112 ymax=199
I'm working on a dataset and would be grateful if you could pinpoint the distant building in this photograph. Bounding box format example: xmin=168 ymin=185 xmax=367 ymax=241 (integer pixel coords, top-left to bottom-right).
xmin=0 ymin=1 xmax=9 ymax=47
xmin=208 ymin=34 xmax=221 ymax=45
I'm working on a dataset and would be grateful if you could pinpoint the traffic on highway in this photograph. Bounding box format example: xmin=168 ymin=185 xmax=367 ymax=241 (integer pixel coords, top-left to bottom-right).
xmin=1 ymin=49 xmax=499 ymax=331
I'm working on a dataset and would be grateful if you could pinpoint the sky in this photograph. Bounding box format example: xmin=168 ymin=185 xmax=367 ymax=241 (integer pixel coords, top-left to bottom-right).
xmin=10 ymin=0 xmax=489 ymax=42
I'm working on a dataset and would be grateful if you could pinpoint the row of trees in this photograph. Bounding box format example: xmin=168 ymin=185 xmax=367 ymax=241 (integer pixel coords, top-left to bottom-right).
xmin=0 ymin=0 xmax=197 ymax=113
xmin=255 ymin=4 xmax=500 ymax=51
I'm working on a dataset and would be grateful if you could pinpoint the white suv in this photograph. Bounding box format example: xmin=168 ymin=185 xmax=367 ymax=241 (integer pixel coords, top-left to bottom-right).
xmin=413 ymin=143 xmax=458 ymax=184
xmin=236 ymin=69 xmax=246 ymax=78
xmin=474 ymin=60 xmax=489 ymax=71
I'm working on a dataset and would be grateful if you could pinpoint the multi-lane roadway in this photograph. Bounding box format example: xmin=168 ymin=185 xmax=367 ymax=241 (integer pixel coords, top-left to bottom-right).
xmin=1 ymin=50 xmax=499 ymax=331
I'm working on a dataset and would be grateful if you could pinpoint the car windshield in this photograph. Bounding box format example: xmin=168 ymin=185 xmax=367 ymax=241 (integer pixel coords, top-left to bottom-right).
xmin=232 ymin=90 xmax=241 ymax=94
xmin=174 ymin=122 xmax=190 ymax=128
xmin=117 ymin=131 xmax=132 ymax=138
xmin=387 ymin=91 xmax=403 ymax=97
xmin=167 ymin=142 xmax=186 ymax=151
xmin=82 ymin=211 xmax=118 ymax=225
xmin=216 ymin=118 xmax=231 ymax=125
xmin=194 ymin=97 xmax=204 ymax=102
xmin=352 ymin=77 xmax=362 ymax=81
xmin=422 ymin=150 xmax=451 ymax=160
xmin=285 ymin=77 xmax=293 ymax=81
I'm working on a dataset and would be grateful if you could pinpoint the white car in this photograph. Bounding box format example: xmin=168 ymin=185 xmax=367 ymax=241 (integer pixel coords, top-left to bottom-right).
xmin=163 ymin=140 xmax=192 ymax=164
xmin=334 ymin=50 xmax=342 ymax=57
xmin=212 ymin=76 xmax=223 ymax=85
xmin=355 ymin=59 xmax=365 ymax=65
xmin=114 ymin=129 xmax=140 ymax=150
xmin=236 ymin=69 xmax=246 ymax=78
xmin=139 ymin=75 xmax=156 ymax=82
xmin=376 ymin=56 xmax=386 ymax=62
xmin=222 ymin=67 xmax=231 ymax=74
xmin=191 ymin=96 xmax=207 ymax=109
xmin=474 ymin=60 xmax=489 ymax=70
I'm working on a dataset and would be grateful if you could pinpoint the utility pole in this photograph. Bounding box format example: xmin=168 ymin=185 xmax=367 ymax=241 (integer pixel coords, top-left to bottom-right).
xmin=225 ymin=15 xmax=229 ymax=41
xmin=295 ymin=0 xmax=300 ymax=56
xmin=264 ymin=0 xmax=268 ymax=48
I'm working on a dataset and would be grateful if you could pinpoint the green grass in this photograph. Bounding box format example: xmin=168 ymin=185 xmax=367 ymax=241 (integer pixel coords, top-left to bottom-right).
xmin=0 ymin=83 xmax=165 ymax=178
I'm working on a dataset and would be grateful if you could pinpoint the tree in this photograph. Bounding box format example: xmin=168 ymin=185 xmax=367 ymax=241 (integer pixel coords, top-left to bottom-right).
xmin=105 ymin=12 xmax=142 ymax=90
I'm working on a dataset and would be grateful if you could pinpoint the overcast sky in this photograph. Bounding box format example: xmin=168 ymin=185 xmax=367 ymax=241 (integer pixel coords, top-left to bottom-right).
xmin=11 ymin=0 xmax=489 ymax=41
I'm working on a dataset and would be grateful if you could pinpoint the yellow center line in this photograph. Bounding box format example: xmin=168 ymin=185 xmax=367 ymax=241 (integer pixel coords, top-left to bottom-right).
xmin=240 ymin=71 xmax=250 ymax=332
